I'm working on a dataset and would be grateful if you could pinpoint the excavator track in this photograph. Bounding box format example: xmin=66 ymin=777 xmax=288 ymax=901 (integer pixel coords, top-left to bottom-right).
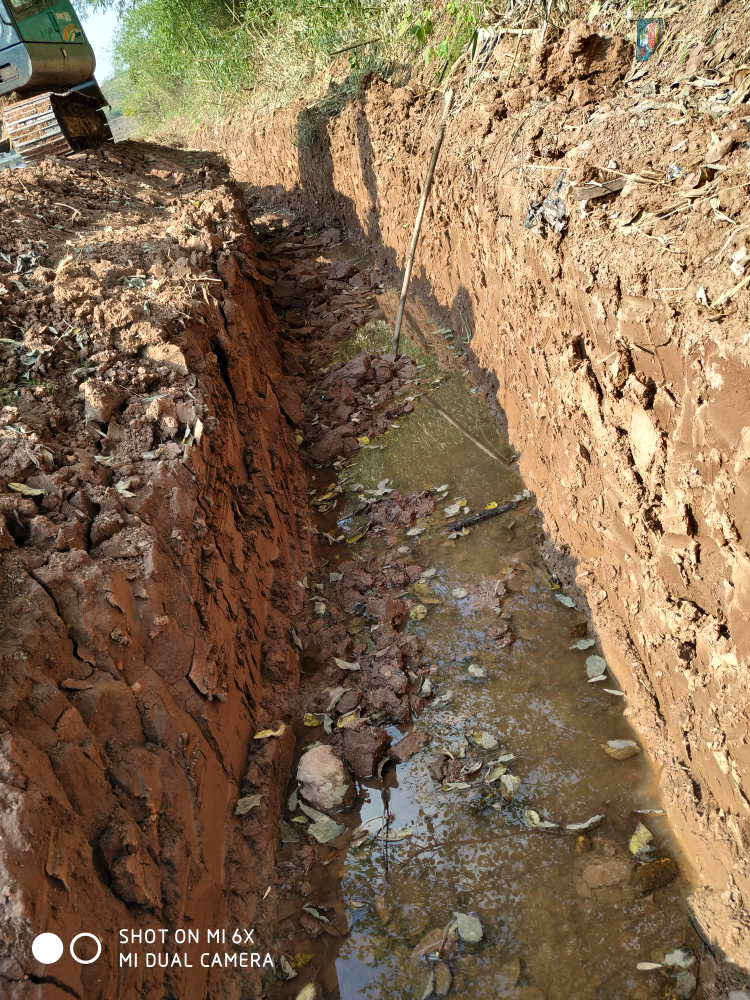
xmin=2 ymin=90 xmax=110 ymax=164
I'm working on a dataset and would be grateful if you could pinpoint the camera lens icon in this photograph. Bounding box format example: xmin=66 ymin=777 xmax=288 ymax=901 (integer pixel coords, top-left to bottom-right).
xmin=32 ymin=932 xmax=101 ymax=965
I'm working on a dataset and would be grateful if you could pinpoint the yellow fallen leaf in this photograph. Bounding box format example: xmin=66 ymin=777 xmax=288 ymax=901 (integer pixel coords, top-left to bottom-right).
xmin=629 ymin=821 xmax=653 ymax=855
xmin=485 ymin=501 xmax=498 ymax=510
xmin=337 ymin=711 xmax=359 ymax=728
xmin=303 ymin=714 xmax=321 ymax=727
xmin=291 ymin=953 xmax=314 ymax=969
xmin=253 ymin=724 xmax=286 ymax=739
xmin=409 ymin=604 xmax=428 ymax=620
xmin=295 ymin=433 xmax=304 ymax=445
xmin=356 ymin=435 xmax=370 ymax=445
xmin=8 ymin=482 xmax=45 ymax=496
xmin=346 ymin=527 xmax=369 ymax=544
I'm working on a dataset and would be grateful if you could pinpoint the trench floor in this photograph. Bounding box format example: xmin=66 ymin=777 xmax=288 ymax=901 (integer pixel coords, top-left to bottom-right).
xmin=276 ymin=311 xmax=698 ymax=1000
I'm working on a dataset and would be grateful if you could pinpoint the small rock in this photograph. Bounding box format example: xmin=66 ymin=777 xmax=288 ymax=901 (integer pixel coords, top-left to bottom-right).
xmin=434 ymin=961 xmax=452 ymax=996
xmin=342 ymin=722 xmax=389 ymax=778
xmin=582 ymin=859 xmax=632 ymax=889
xmin=630 ymin=857 xmax=678 ymax=893
xmin=705 ymin=136 xmax=734 ymax=164
xmin=453 ymin=911 xmax=483 ymax=944
xmin=297 ymin=745 xmax=354 ymax=813
xmin=336 ymin=689 xmax=362 ymax=715
xmin=388 ymin=730 xmax=431 ymax=763
xmin=486 ymin=624 xmax=514 ymax=645
xmin=80 ymin=380 xmax=126 ymax=423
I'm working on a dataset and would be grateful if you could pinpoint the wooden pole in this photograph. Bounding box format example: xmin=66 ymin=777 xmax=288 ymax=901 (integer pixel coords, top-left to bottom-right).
xmin=392 ymin=89 xmax=454 ymax=355
xmin=421 ymin=393 xmax=517 ymax=468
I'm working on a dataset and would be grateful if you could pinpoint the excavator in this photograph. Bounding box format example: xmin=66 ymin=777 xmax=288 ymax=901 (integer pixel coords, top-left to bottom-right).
xmin=0 ymin=0 xmax=111 ymax=168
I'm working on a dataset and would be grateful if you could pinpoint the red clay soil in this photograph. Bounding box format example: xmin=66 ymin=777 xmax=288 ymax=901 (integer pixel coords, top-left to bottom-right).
xmin=222 ymin=16 xmax=750 ymax=968
xmin=0 ymin=144 xmax=312 ymax=998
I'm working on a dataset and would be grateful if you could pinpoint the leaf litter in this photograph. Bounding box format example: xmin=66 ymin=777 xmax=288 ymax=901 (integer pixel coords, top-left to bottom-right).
xmin=235 ymin=793 xmax=262 ymax=815
xmin=299 ymin=803 xmax=345 ymax=844
xmin=585 ymin=655 xmax=607 ymax=679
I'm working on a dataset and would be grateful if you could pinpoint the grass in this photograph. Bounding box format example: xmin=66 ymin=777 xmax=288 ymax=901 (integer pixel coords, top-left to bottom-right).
xmin=104 ymin=0 xmax=420 ymax=138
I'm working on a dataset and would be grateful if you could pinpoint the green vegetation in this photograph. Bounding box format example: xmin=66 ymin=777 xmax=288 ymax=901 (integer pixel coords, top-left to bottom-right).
xmin=97 ymin=0 xmax=416 ymax=136
xmin=79 ymin=0 xmax=498 ymax=137
xmin=88 ymin=0 xmax=629 ymax=137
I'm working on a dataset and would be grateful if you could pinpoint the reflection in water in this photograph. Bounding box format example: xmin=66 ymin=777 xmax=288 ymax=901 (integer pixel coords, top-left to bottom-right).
xmin=315 ymin=322 xmax=692 ymax=1000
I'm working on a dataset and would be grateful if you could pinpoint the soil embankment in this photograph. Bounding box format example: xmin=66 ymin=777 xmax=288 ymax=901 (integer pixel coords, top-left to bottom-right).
xmin=222 ymin=19 xmax=750 ymax=963
xmin=0 ymin=146 xmax=311 ymax=997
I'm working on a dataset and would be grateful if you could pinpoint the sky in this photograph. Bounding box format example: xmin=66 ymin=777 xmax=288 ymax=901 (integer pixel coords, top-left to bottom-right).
xmin=78 ymin=6 xmax=120 ymax=81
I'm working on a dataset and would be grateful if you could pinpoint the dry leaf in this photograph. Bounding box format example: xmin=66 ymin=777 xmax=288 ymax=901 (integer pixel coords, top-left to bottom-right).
xmin=468 ymin=730 xmax=498 ymax=750
xmin=586 ymin=655 xmax=607 ymax=678
xmin=235 ymin=794 xmax=262 ymax=815
xmin=333 ymin=657 xmax=360 ymax=671
xmin=8 ymin=482 xmax=44 ymax=496
xmin=629 ymin=821 xmax=653 ymax=855
xmin=336 ymin=710 xmax=359 ymax=728
xmin=556 ymin=594 xmax=577 ymax=608
xmin=254 ymin=724 xmax=287 ymax=739
xmin=499 ymin=773 xmax=521 ymax=800
xmin=565 ymin=814 xmax=604 ymax=833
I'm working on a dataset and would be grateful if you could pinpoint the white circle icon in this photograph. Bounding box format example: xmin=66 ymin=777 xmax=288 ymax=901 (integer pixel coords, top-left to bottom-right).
xmin=70 ymin=932 xmax=101 ymax=964
xmin=32 ymin=933 xmax=64 ymax=965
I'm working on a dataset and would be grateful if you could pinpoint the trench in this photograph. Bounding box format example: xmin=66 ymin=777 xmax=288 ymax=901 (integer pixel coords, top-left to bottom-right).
xmin=1 ymin=79 xmax=749 ymax=997
xmin=257 ymin=225 xmax=702 ymax=1000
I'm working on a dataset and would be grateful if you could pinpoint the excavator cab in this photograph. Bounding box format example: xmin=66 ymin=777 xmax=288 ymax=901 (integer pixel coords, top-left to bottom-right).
xmin=0 ymin=0 xmax=111 ymax=166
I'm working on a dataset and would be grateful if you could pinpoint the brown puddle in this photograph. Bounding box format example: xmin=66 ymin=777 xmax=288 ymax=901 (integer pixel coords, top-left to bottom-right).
xmin=284 ymin=318 xmax=698 ymax=1000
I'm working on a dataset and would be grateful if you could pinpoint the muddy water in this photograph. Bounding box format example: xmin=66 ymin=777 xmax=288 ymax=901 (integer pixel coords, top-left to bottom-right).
xmin=310 ymin=322 xmax=695 ymax=1000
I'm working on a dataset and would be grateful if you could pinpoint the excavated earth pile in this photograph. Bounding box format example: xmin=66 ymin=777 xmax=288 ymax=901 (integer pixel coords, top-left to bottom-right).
xmin=0 ymin=145 xmax=314 ymax=998
xmin=222 ymin=13 xmax=750 ymax=967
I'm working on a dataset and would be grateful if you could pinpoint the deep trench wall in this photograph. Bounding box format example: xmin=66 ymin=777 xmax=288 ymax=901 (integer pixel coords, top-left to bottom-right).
xmin=0 ymin=149 xmax=309 ymax=999
xmin=225 ymin=69 xmax=750 ymax=960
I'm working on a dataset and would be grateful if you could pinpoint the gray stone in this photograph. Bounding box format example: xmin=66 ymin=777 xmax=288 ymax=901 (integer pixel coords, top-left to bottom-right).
xmin=297 ymin=745 xmax=354 ymax=813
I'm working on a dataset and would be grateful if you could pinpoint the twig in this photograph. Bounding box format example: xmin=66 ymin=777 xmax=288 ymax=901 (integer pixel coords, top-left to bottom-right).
xmin=392 ymin=89 xmax=454 ymax=354
xmin=486 ymin=109 xmax=536 ymax=180
xmin=505 ymin=0 xmax=533 ymax=85
xmin=593 ymin=164 xmax=675 ymax=190
xmin=382 ymin=786 xmax=391 ymax=886
xmin=329 ymin=38 xmax=381 ymax=56
xmin=421 ymin=394 xmax=516 ymax=467
xmin=442 ymin=497 xmax=521 ymax=532
xmin=54 ymin=202 xmax=81 ymax=220
xmin=710 ymin=272 xmax=750 ymax=309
